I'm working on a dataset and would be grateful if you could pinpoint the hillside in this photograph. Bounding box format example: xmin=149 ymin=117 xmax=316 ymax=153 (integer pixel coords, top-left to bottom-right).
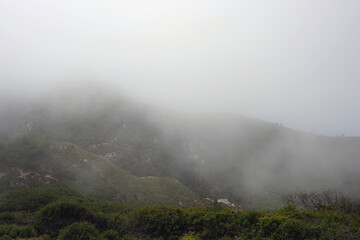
xmin=0 ymin=138 xmax=202 ymax=206
xmin=1 ymin=87 xmax=360 ymax=209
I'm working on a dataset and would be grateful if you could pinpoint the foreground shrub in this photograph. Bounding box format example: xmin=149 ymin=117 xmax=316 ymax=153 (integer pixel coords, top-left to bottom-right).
xmin=273 ymin=219 xmax=308 ymax=240
xmin=0 ymin=224 xmax=37 ymax=238
xmin=127 ymin=205 xmax=189 ymax=240
xmin=187 ymin=207 xmax=245 ymax=239
xmin=0 ymin=213 xmax=16 ymax=225
xmin=101 ymin=229 xmax=120 ymax=240
xmin=0 ymin=211 xmax=36 ymax=225
xmin=180 ymin=232 xmax=201 ymax=240
xmin=114 ymin=205 xmax=263 ymax=240
xmin=57 ymin=222 xmax=99 ymax=240
xmin=25 ymin=198 xmax=360 ymax=240
xmin=118 ymin=234 xmax=139 ymax=240
xmin=259 ymin=215 xmax=288 ymax=237
xmin=35 ymin=201 xmax=96 ymax=236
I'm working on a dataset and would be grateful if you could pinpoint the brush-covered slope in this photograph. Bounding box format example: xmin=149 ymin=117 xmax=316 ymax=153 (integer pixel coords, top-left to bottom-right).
xmin=0 ymin=138 xmax=202 ymax=206
xmin=1 ymin=86 xmax=360 ymax=209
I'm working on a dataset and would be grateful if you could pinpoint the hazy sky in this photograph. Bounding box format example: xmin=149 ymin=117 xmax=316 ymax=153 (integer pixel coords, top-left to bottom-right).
xmin=1 ymin=0 xmax=360 ymax=136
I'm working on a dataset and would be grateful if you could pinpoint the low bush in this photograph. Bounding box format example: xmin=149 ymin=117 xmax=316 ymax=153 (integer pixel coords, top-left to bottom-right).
xmin=0 ymin=191 xmax=358 ymax=240
xmin=259 ymin=214 xmax=288 ymax=237
xmin=180 ymin=232 xmax=201 ymax=240
xmin=273 ymin=219 xmax=308 ymax=240
xmin=187 ymin=207 xmax=245 ymax=239
xmin=0 ymin=224 xmax=37 ymax=238
xmin=0 ymin=184 xmax=83 ymax=212
xmin=35 ymin=201 xmax=95 ymax=236
xmin=101 ymin=229 xmax=120 ymax=240
xmin=57 ymin=222 xmax=99 ymax=240
xmin=127 ymin=205 xmax=188 ymax=240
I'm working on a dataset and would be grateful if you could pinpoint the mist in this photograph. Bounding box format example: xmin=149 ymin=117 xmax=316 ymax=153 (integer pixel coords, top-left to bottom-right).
xmin=1 ymin=0 xmax=360 ymax=136
xmin=1 ymin=0 xmax=360 ymax=210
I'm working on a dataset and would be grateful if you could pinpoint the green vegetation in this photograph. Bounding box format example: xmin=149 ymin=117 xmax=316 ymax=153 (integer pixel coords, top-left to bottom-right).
xmin=35 ymin=201 xmax=100 ymax=236
xmin=1 ymin=91 xmax=360 ymax=239
xmin=0 ymin=224 xmax=37 ymax=239
xmin=0 ymin=138 xmax=202 ymax=206
xmin=2 ymin=88 xmax=360 ymax=211
xmin=0 ymin=187 xmax=359 ymax=240
xmin=57 ymin=222 xmax=99 ymax=240
xmin=0 ymin=184 xmax=83 ymax=212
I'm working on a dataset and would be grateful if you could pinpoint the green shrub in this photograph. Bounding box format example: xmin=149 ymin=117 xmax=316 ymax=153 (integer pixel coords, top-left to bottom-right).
xmin=41 ymin=234 xmax=52 ymax=240
xmin=187 ymin=207 xmax=248 ymax=239
xmin=91 ymin=211 xmax=112 ymax=232
xmin=16 ymin=198 xmax=360 ymax=239
xmin=113 ymin=213 xmax=130 ymax=236
xmin=0 ymin=211 xmax=37 ymax=225
xmin=0 ymin=235 xmax=10 ymax=240
xmin=275 ymin=204 xmax=300 ymax=218
xmin=180 ymin=232 xmax=200 ymax=240
xmin=85 ymin=200 xmax=136 ymax=214
xmin=0 ymin=224 xmax=37 ymax=238
xmin=273 ymin=219 xmax=308 ymax=240
xmin=57 ymin=222 xmax=99 ymax=240
xmin=218 ymin=236 xmax=232 ymax=240
xmin=235 ymin=210 xmax=262 ymax=238
xmin=243 ymin=211 xmax=262 ymax=226
xmin=35 ymin=201 xmax=95 ymax=236
xmin=118 ymin=234 xmax=139 ymax=240
xmin=0 ymin=184 xmax=83 ymax=212
xmin=128 ymin=205 xmax=188 ymax=240
xmin=258 ymin=214 xmax=288 ymax=237
xmin=0 ymin=213 xmax=15 ymax=224
xmin=101 ymin=229 xmax=120 ymax=240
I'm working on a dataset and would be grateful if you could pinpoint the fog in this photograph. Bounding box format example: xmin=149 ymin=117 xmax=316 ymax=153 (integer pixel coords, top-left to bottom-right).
xmin=1 ymin=0 xmax=360 ymax=136
xmin=2 ymin=83 xmax=360 ymax=208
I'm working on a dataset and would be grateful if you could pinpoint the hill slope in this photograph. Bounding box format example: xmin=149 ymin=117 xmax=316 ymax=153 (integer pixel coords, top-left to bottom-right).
xmin=1 ymin=87 xmax=360 ymax=209
xmin=0 ymin=138 xmax=202 ymax=206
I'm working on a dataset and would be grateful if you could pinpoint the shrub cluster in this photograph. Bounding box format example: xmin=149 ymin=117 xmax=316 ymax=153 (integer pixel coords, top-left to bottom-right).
xmin=34 ymin=201 xmax=110 ymax=237
xmin=0 ymin=224 xmax=37 ymax=239
xmin=284 ymin=189 xmax=360 ymax=214
xmin=1 ymin=190 xmax=360 ymax=239
xmin=0 ymin=184 xmax=83 ymax=212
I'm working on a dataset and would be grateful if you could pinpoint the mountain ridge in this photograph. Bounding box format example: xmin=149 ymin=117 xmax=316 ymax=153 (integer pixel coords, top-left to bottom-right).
xmin=1 ymin=88 xmax=360 ymax=209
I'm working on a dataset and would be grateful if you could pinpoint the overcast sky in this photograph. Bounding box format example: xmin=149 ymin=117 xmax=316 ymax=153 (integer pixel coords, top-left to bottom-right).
xmin=1 ymin=0 xmax=360 ymax=136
